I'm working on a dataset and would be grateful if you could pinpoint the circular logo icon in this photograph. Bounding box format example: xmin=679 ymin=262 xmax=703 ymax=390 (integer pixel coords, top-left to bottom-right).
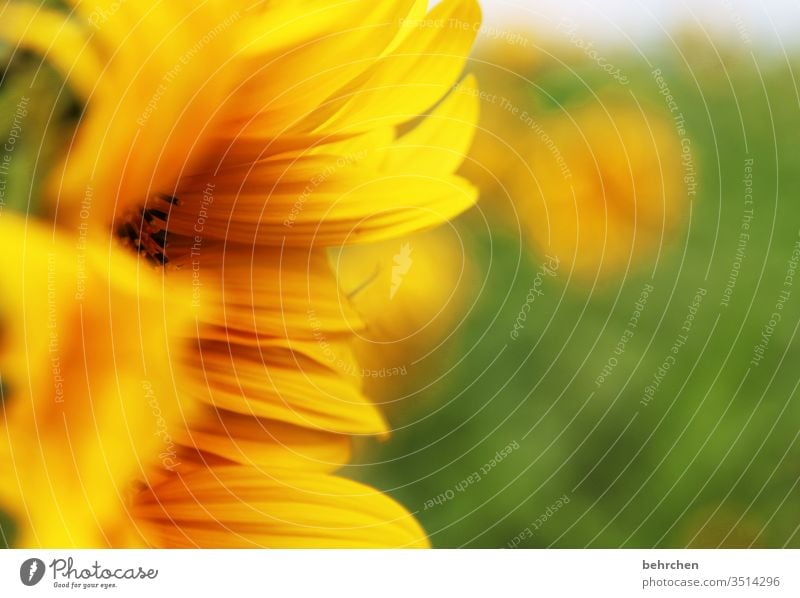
xmin=20 ymin=558 xmax=45 ymax=586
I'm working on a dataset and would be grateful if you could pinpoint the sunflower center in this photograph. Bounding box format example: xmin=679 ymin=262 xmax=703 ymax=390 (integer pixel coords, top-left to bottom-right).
xmin=115 ymin=194 xmax=179 ymax=266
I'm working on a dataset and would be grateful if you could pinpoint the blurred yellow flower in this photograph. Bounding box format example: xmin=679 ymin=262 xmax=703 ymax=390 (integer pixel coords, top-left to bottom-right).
xmin=520 ymin=100 xmax=685 ymax=280
xmin=1 ymin=0 xmax=482 ymax=547
xmin=464 ymin=35 xmax=685 ymax=281
xmin=0 ymin=215 xmax=192 ymax=547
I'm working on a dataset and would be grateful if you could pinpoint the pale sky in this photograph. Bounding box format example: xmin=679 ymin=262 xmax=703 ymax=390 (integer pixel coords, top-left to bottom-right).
xmin=478 ymin=0 xmax=800 ymax=47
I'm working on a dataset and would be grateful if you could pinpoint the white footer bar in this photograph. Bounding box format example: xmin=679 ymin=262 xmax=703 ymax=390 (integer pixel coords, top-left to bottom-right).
xmin=0 ymin=549 xmax=796 ymax=597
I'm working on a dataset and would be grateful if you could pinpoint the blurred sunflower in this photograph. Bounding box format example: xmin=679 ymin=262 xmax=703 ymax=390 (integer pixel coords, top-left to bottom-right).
xmin=1 ymin=0 xmax=481 ymax=547
xmin=0 ymin=215 xmax=192 ymax=547
xmin=520 ymin=99 xmax=685 ymax=280
xmin=464 ymin=34 xmax=685 ymax=281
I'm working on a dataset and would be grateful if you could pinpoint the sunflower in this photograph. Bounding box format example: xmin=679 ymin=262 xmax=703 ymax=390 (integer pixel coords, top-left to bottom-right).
xmin=519 ymin=99 xmax=685 ymax=280
xmin=1 ymin=0 xmax=482 ymax=547
xmin=462 ymin=33 xmax=685 ymax=280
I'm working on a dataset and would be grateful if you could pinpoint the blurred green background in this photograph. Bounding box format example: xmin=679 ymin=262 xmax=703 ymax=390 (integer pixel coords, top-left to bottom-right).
xmin=348 ymin=33 xmax=800 ymax=548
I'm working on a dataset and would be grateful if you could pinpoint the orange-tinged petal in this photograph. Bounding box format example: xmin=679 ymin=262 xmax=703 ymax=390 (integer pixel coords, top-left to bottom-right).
xmin=166 ymin=243 xmax=362 ymax=338
xmin=164 ymin=173 xmax=477 ymax=246
xmin=133 ymin=466 xmax=429 ymax=548
xmin=182 ymin=338 xmax=387 ymax=436
xmin=177 ymin=409 xmax=351 ymax=471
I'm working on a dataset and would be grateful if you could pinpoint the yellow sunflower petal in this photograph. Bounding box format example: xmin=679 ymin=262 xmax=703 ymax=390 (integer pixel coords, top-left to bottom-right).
xmin=182 ymin=337 xmax=387 ymax=436
xmin=164 ymin=172 xmax=477 ymax=246
xmin=232 ymin=0 xmax=423 ymax=139
xmin=177 ymin=409 xmax=351 ymax=471
xmin=310 ymin=0 xmax=481 ymax=133
xmin=161 ymin=241 xmax=384 ymax=435
xmin=132 ymin=466 xmax=429 ymax=548
xmin=381 ymin=74 xmax=480 ymax=176
xmin=166 ymin=243 xmax=362 ymax=338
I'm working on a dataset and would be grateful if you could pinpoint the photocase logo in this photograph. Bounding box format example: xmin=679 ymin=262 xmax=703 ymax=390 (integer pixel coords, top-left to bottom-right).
xmin=20 ymin=558 xmax=45 ymax=586
xmin=390 ymin=243 xmax=413 ymax=299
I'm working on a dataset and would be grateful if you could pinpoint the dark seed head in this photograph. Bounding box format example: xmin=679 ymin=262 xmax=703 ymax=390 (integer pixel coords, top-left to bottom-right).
xmin=146 ymin=209 xmax=168 ymax=221
xmin=151 ymin=229 xmax=167 ymax=248
xmin=158 ymin=194 xmax=181 ymax=206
